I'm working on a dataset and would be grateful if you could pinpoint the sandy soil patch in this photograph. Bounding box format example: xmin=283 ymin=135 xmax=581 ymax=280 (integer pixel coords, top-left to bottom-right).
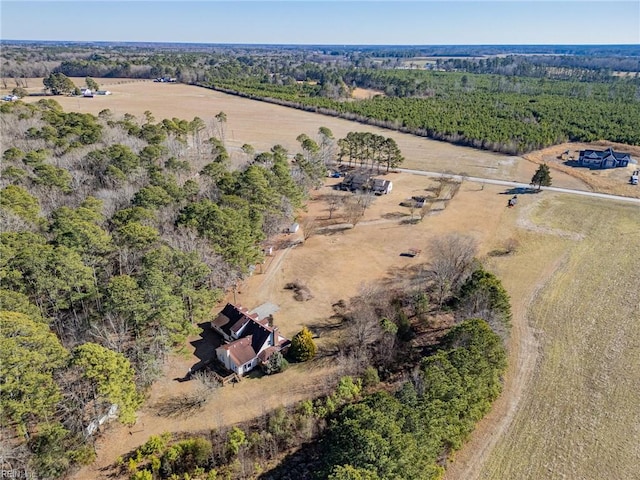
xmin=351 ymin=87 xmax=385 ymax=99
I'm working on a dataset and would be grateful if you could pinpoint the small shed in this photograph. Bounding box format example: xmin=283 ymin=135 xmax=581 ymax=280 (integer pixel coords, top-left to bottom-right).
xmin=372 ymin=178 xmax=393 ymax=195
xmin=287 ymin=223 xmax=300 ymax=234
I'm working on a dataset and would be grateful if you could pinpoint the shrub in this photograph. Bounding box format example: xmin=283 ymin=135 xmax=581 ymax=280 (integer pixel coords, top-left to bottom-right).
xmin=362 ymin=367 xmax=380 ymax=388
xmin=263 ymin=351 xmax=288 ymax=375
xmin=289 ymin=327 xmax=317 ymax=362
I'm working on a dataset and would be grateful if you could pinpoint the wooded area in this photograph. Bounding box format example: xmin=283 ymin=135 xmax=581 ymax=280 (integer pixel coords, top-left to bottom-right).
xmin=0 ymin=98 xmax=327 ymax=477
xmin=2 ymin=43 xmax=638 ymax=155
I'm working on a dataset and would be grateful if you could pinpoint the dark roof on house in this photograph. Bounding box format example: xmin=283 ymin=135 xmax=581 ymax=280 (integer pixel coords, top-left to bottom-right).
xmin=213 ymin=302 xmax=290 ymax=369
xmin=211 ymin=303 xmax=258 ymax=338
xmin=343 ymin=172 xmax=372 ymax=189
xmin=372 ymin=178 xmax=391 ymax=189
xmin=243 ymin=320 xmax=273 ymax=355
xmin=219 ymin=321 xmax=275 ymax=366
xmin=579 ymin=147 xmax=631 ymax=161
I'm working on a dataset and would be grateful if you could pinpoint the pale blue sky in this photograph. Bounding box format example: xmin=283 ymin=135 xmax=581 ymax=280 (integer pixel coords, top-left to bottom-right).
xmin=1 ymin=1 xmax=639 ymax=45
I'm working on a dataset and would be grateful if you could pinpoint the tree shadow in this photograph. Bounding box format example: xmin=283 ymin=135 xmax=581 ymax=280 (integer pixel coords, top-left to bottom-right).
xmin=186 ymin=321 xmax=222 ymax=376
xmin=318 ymin=225 xmax=352 ymax=236
xmin=307 ymin=315 xmax=344 ymax=339
xmin=499 ymin=187 xmax=540 ymax=195
xmin=382 ymin=211 xmax=410 ymax=219
xmin=258 ymin=440 xmax=324 ymax=480
xmin=154 ymin=393 xmax=208 ymax=418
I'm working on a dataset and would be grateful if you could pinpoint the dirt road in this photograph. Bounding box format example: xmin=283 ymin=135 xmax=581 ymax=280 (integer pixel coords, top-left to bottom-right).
xmin=400 ymin=168 xmax=640 ymax=204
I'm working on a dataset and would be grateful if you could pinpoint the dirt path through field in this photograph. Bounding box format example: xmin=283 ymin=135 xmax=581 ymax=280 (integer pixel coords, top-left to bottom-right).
xmin=444 ymin=197 xmax=573 ymax=480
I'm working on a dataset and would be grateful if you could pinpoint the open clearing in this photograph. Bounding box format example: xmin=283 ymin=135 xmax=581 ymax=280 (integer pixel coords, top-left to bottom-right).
xmin=19 ymin=80 xmax=635 ymax=479
xmin=524 ymin=142 xmax=640 ymax=198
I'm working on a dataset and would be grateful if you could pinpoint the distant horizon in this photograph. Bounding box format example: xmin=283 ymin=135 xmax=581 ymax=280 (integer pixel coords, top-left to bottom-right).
xmin=2 ymin=39 xmax=639 ymax=48
xmin=1 ymin=2 xmax=639 ymax=45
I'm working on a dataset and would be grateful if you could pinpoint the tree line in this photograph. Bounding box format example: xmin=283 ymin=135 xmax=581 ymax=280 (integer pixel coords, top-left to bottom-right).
xmin=337 ymin=131 xmax=404 ymax=172
xmin=207 ymin=76 xmax=640 ymax=153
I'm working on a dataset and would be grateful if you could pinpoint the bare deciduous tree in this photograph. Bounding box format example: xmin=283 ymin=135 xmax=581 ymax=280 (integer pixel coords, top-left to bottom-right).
xmin=428 ymin=233 xmax=478 ymax=309
xmin=301 ymin=216 xmax=319 ymax=241
xmin=344 ymin=198 xmax=365 ymax=227
xmin=355 ymin=191 xmax=375 ymax=212
xmin=325 ymin=191 xmax=346 ymax=219
xmin=338 ymin=284 xmax=396 ymax=374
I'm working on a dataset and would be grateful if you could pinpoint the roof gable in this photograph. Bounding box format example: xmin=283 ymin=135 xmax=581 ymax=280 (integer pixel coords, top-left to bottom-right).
xmin=221 ymin=336 xmax=256 ymax=366
xmin=212 ymin=303 xmax=258 ymax=338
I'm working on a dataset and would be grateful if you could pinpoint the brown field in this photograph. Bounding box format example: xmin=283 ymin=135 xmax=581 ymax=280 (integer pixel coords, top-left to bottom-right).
xmin=481 ymin=197 xmax=640 ymax=480
xmin=12 ymin=79 xmax=635 ymax=479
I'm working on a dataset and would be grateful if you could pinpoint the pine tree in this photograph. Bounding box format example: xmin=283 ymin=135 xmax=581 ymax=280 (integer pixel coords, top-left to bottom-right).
xmin=531 ymin=163 xmax=552 ymax=190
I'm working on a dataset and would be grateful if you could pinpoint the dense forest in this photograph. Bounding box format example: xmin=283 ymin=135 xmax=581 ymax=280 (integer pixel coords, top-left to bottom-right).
xmin=207 ymin=72 xmax=640 ymax=153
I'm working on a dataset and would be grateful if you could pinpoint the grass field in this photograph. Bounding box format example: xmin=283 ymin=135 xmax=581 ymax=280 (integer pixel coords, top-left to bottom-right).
xmin=452 ymin=195 xmax=640 ymax=480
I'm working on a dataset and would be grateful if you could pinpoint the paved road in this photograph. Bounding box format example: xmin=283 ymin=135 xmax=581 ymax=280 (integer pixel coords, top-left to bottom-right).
xmin=398 ymin=168 xmax=640 ymax=205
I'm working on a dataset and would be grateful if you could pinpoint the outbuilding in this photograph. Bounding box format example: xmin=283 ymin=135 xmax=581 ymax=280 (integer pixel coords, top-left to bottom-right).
xmin=372 ymin=178 xmax=393 ymax=195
